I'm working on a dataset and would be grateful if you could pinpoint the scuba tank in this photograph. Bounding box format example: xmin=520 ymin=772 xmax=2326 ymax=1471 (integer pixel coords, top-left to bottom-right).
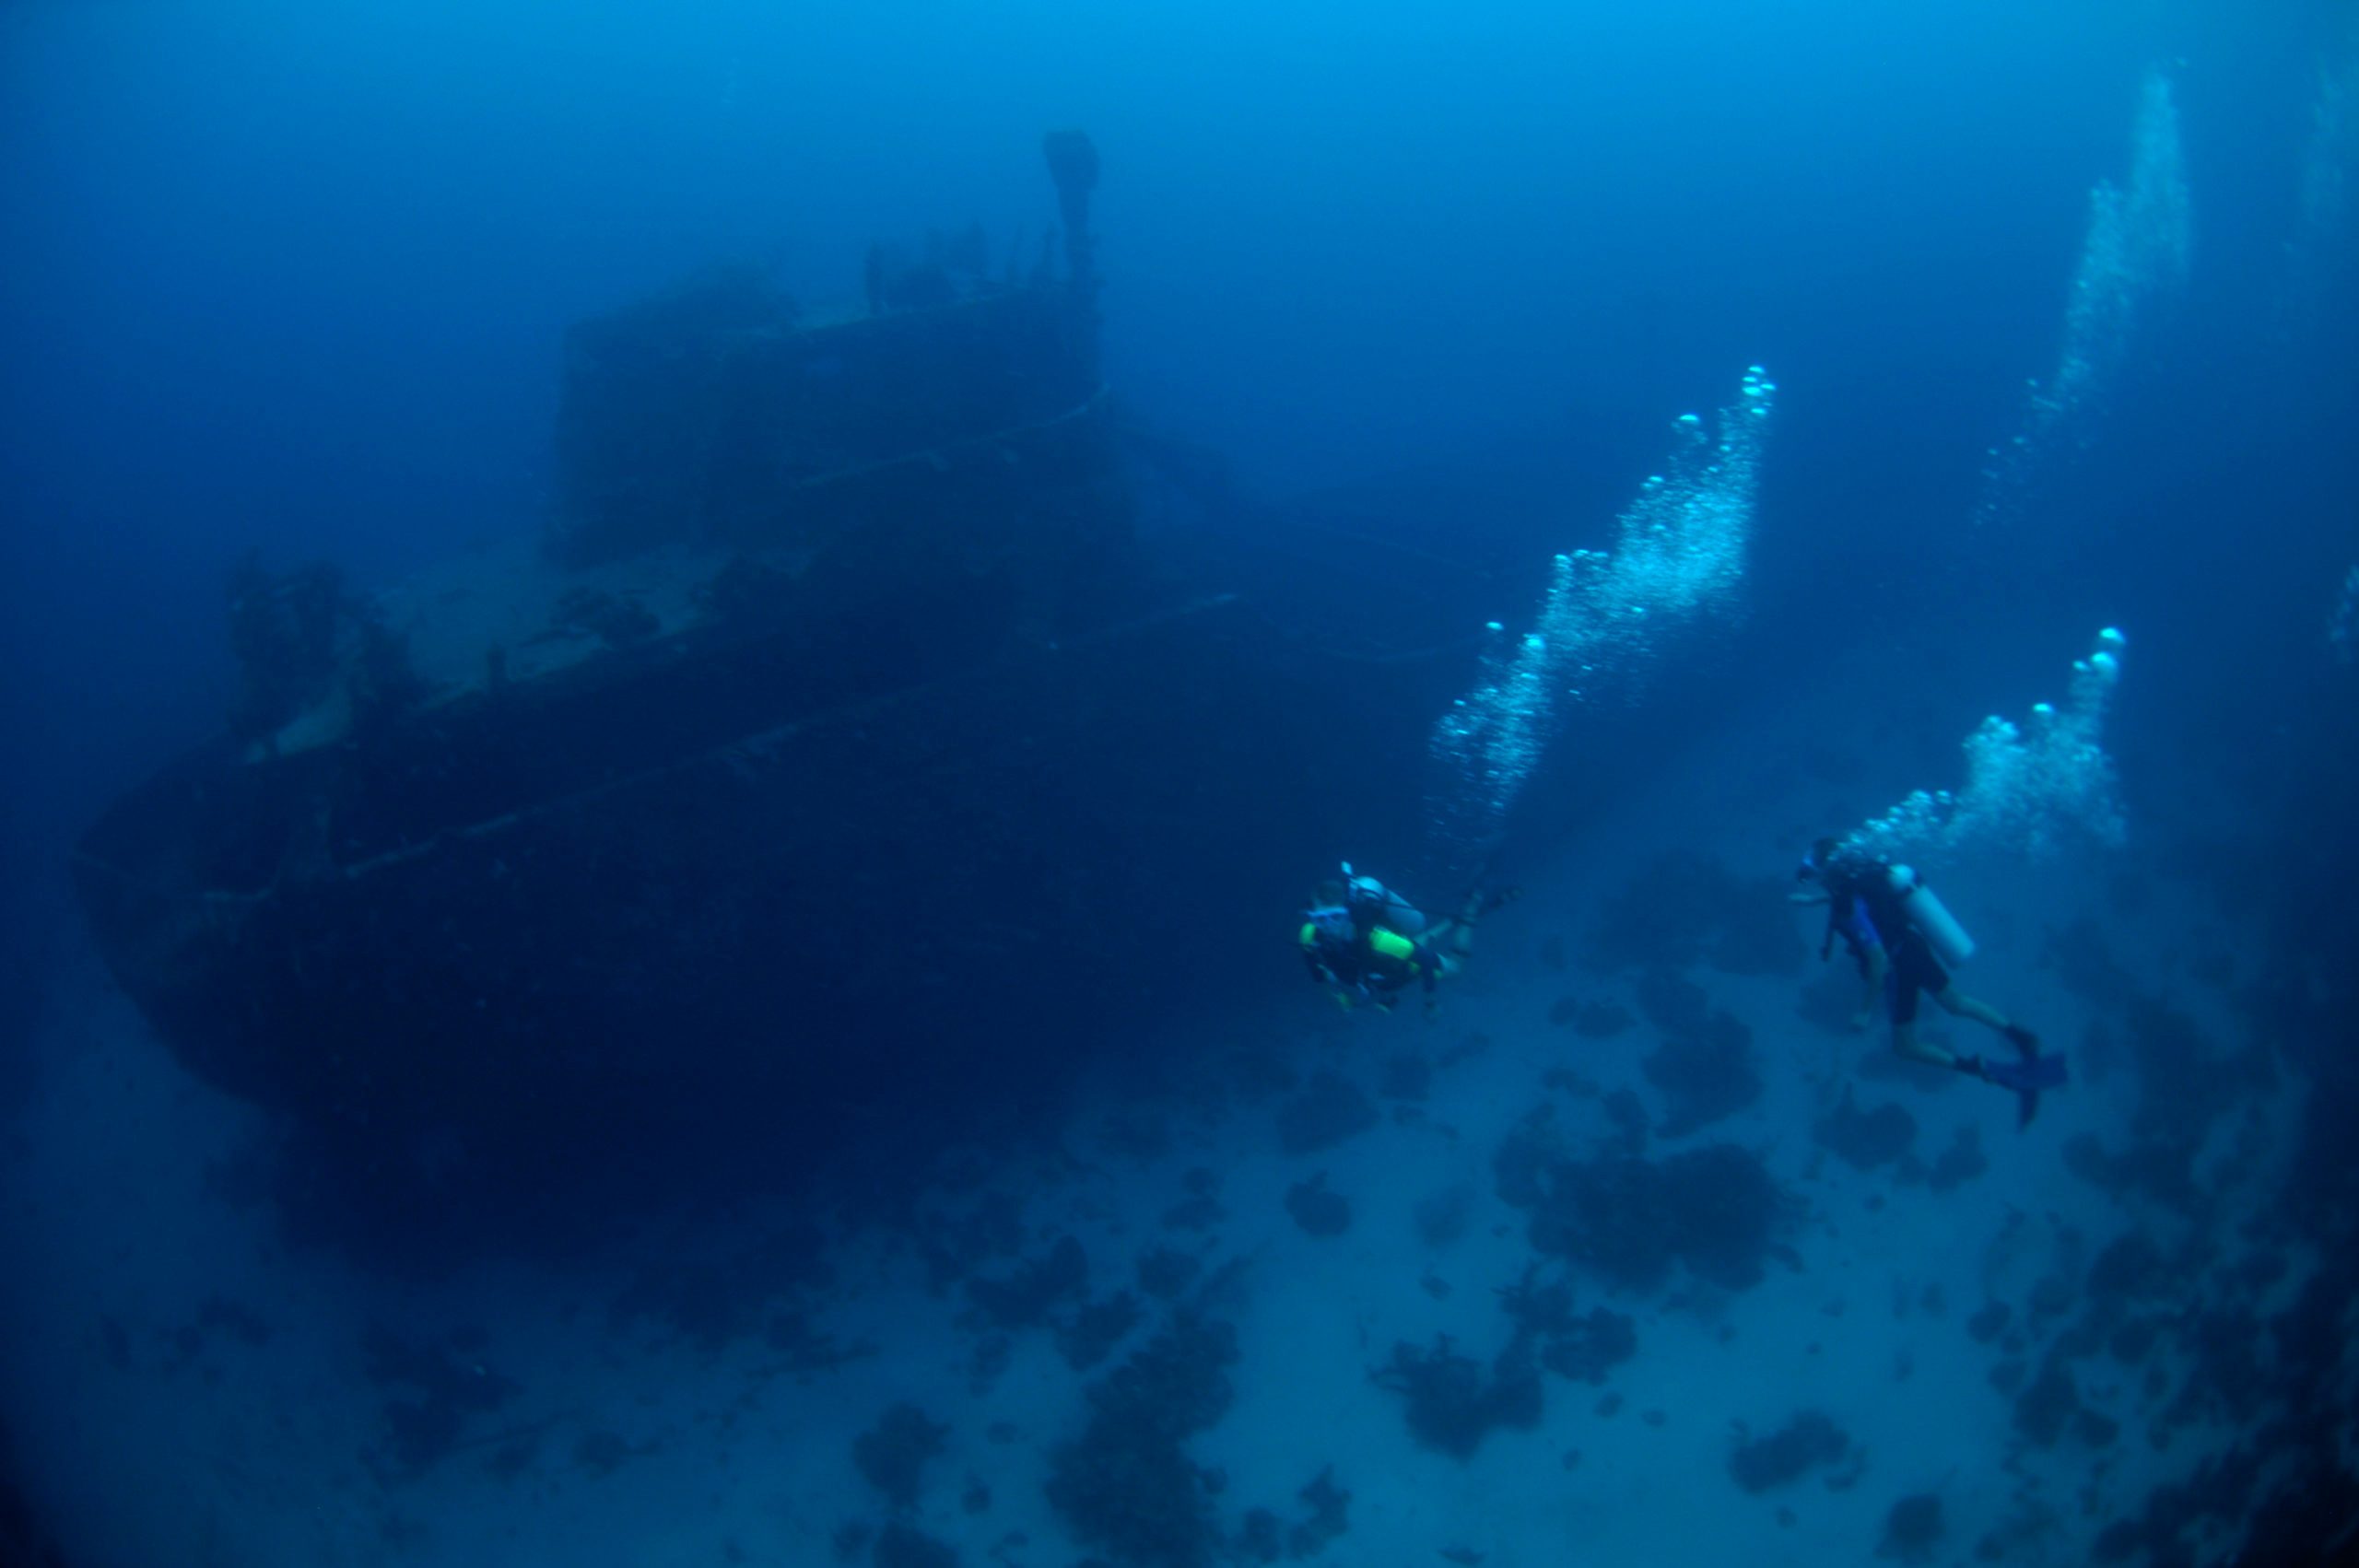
xmin=1341 ymin=861 xmax=1426 ymax=935
xmin=1887 ymin=865 xmax=1975 ymax=966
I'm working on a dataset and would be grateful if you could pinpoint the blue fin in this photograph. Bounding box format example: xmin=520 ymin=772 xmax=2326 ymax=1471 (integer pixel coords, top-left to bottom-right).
xmin=1983 ymin=1053 xmax=2067 ymax=1128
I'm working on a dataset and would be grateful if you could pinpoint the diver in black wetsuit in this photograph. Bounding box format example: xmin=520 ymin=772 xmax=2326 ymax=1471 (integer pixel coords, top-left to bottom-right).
xmin=1793 ymin=837 xmax=2063 ymax=1125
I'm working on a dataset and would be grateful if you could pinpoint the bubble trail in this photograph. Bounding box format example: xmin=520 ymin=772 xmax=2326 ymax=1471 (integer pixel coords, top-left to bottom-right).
xmin=1844 ymin=629 xmax=2130 ymax=869
xmin=1431 ymin=369 xmax=1775 ymax=842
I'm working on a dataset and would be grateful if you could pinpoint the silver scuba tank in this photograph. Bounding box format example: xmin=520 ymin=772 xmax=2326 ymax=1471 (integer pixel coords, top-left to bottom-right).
xmin=1887 ymin=864 xmax=1975 ymax=966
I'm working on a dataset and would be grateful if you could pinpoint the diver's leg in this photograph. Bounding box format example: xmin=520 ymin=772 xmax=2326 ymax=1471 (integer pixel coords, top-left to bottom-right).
xmin=1934 ymin=984 xmax=2039 ymax=1057
xmin=1421 ymin=898 xmax=1483 ymax=960
xmin=1931 ymin=985 xmax=2000 ymax=1027
xmin=1452 ymin=887 xmax=1485 ymax=955
xmin=1893 ymin=1021 xmax=1966 ymax=1070
xmin=1851 ymin=963 xmax=1879 ymax=1033
xmin=1890 ymin=958 xmax=1966 ymax=1070
xmin=1440 ymin=883 xmax=1519 ymax=958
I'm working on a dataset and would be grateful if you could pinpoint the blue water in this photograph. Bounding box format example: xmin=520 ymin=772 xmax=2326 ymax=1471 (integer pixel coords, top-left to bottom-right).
xmin=4 ymin=0 xmax=2357 ymax=1562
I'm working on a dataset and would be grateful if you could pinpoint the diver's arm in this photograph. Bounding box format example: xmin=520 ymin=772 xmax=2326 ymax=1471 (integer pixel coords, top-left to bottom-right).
xmin=1413 ymin=939 xmax=1451 ymax=1021
xmin=1305 ymin=952 xmax=1349 ymax=1005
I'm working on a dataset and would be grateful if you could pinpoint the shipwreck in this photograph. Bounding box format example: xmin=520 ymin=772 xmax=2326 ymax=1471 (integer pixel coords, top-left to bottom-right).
xmin=71 ymin=135 xmax=1497 ymax=1244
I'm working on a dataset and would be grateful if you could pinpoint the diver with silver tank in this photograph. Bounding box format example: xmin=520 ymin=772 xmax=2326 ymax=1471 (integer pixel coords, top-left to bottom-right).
xmin=1793 ymin=837 xmax=2066 ymax=1127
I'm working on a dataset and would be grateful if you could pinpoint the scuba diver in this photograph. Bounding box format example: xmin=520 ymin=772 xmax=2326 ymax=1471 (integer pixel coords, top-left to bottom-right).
xmin=1299 ymin=863 xmax=1516 ymax=1020
xmin=1793 ymin=837 xmax=2067 ymax=1127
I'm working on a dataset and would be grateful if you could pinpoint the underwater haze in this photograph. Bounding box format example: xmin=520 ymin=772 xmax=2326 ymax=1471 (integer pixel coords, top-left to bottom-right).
xmin=5 ymin=0 xmax=2359 ymax=1563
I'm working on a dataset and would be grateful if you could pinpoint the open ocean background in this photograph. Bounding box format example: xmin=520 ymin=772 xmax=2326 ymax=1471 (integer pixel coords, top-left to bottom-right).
xmin=4 ymin=1 xmax=2357 ymax=1564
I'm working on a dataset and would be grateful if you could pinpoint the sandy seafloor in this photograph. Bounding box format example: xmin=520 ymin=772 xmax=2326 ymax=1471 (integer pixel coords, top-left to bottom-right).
xmin=0 ymin=649 xmax=2318 ymax=1568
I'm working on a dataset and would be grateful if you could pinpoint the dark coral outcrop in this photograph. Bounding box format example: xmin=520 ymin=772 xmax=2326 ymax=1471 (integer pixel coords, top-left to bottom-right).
xmin=1515 ymin=1142 xmax=1790 ymax=1294
xmin=1045 ymin=1315 xmax=1239 ymax=1568
xmin=853 ymin=1402 xmax=948 ymax=1509
xmin=1727 ymin=1410 xmax=1850 ymax=1492
xmin=1375 ymin=1335 xmax=1543 ymax=1459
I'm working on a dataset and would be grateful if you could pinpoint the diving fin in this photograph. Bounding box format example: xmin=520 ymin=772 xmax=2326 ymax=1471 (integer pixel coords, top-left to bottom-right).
xmin=1982 ymin=1053 xmax=2069 ymax=1128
